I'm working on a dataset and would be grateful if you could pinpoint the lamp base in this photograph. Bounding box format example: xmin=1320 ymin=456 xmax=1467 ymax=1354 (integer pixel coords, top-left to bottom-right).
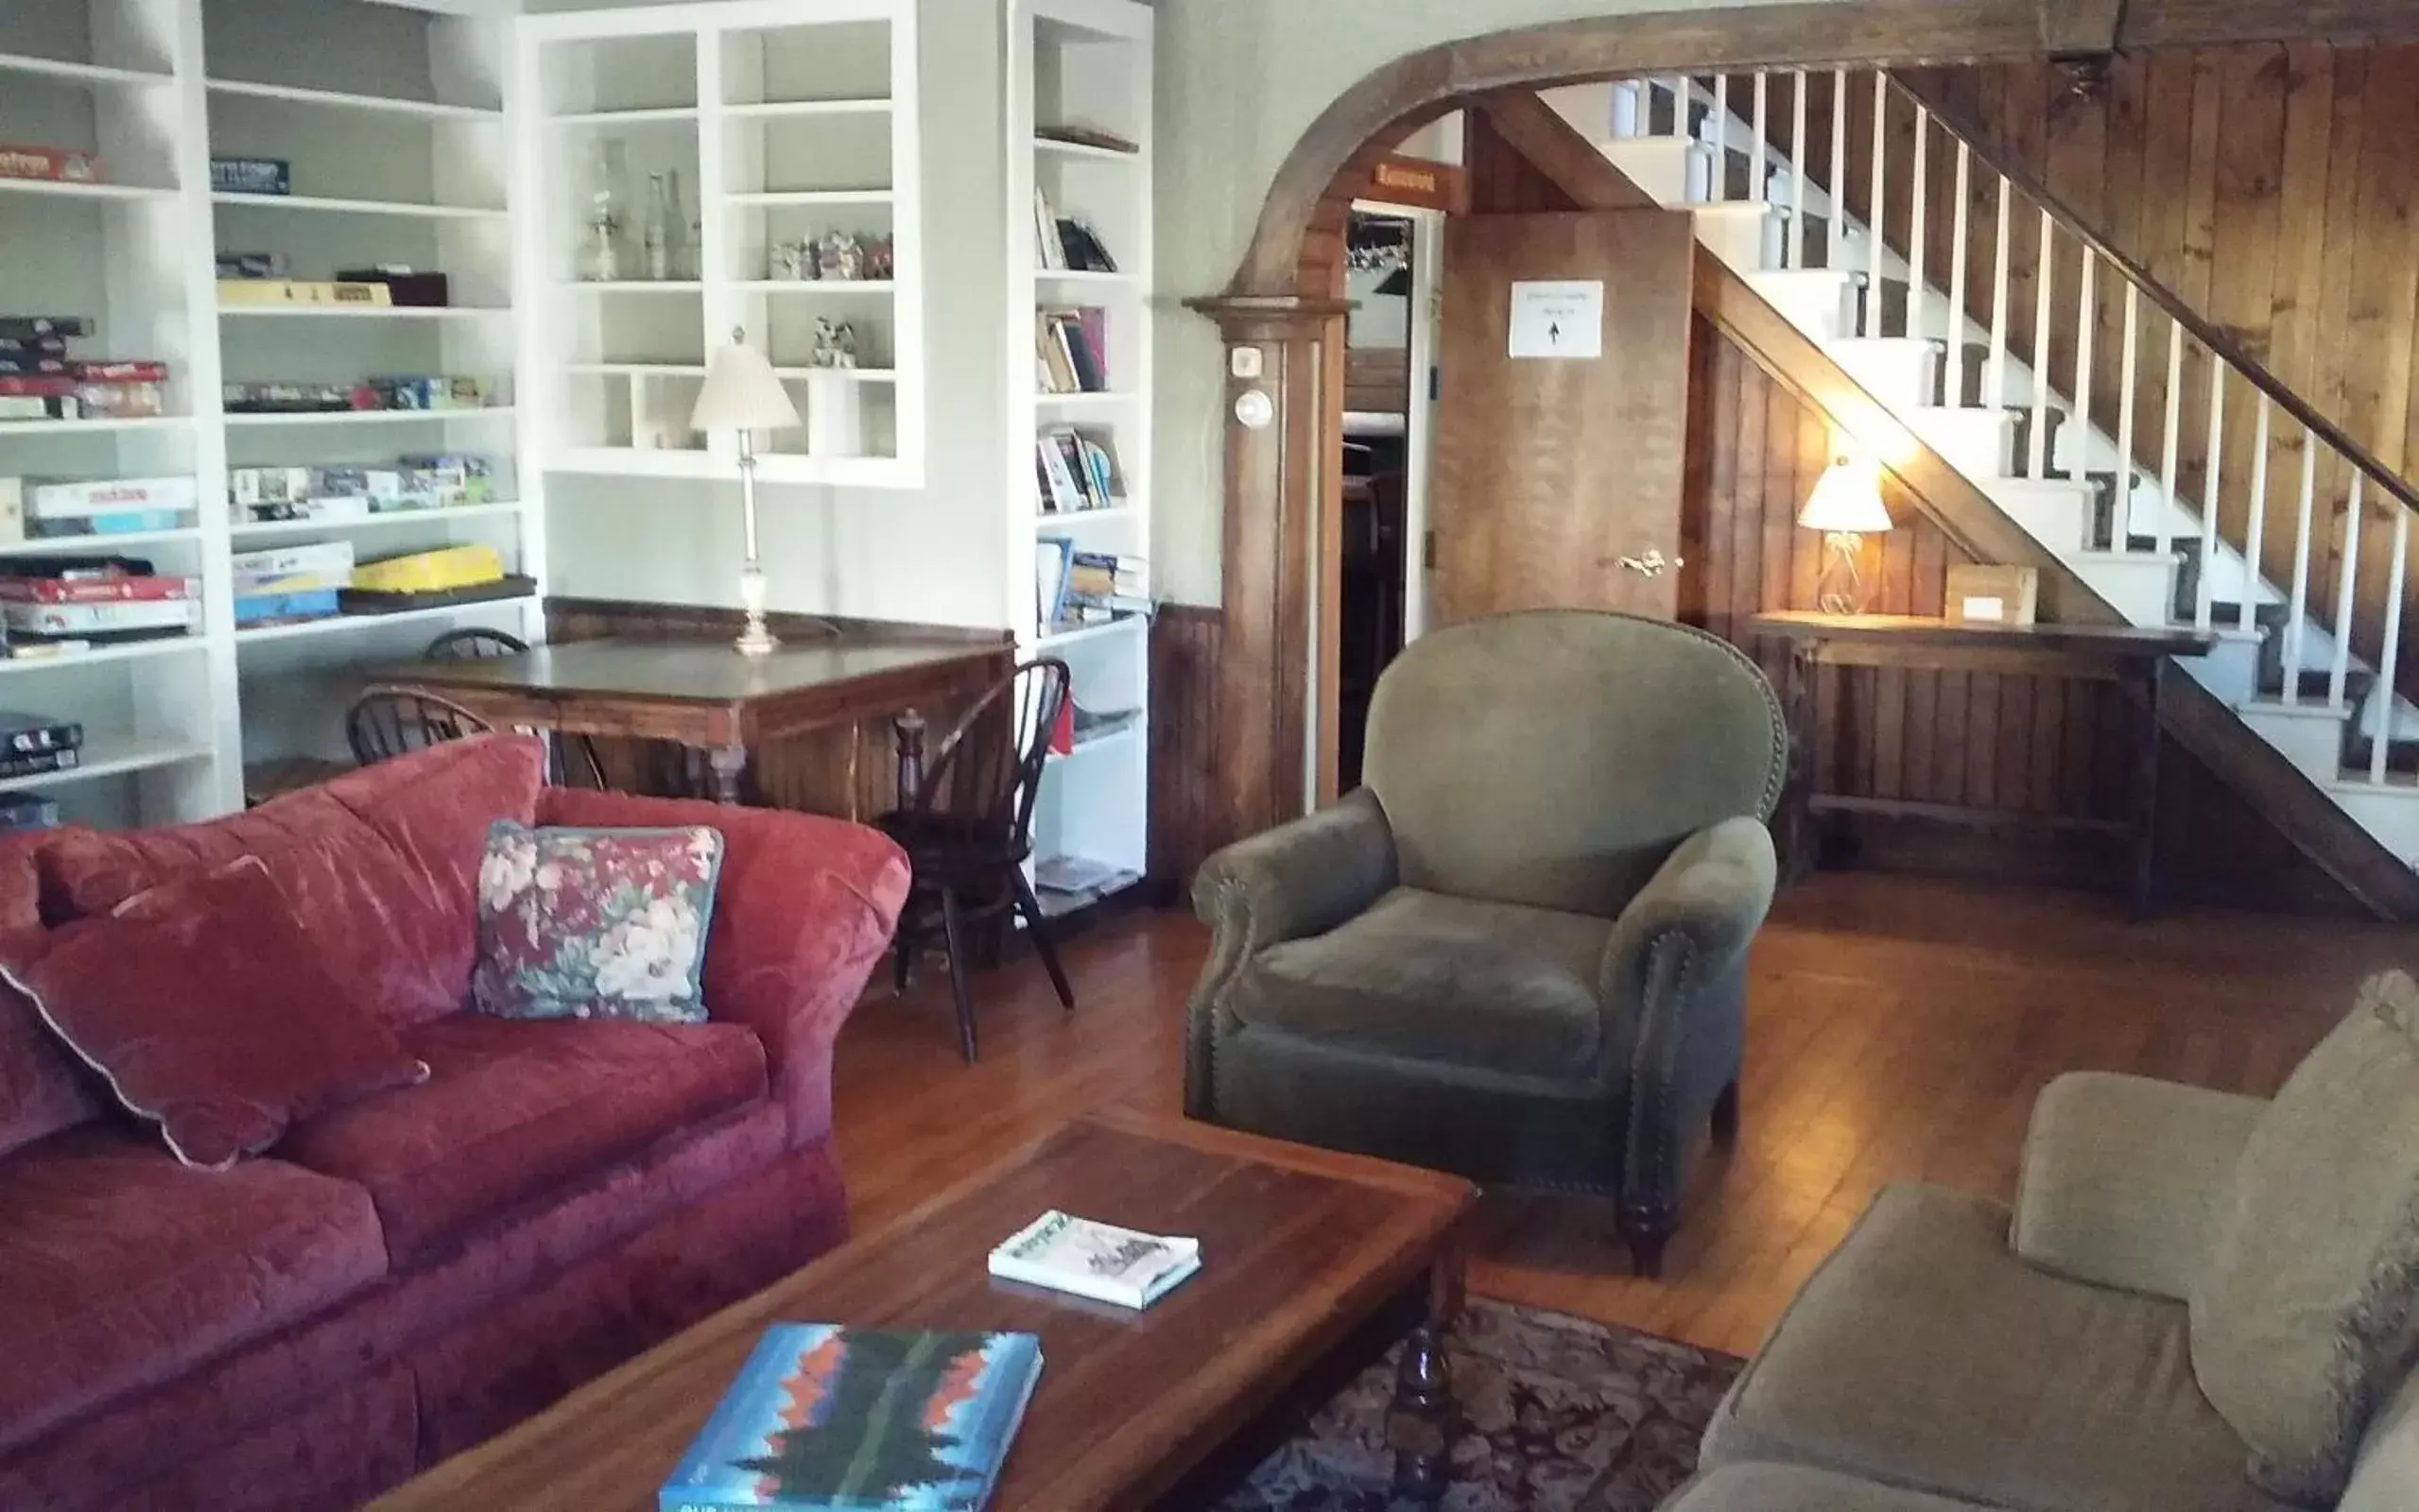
xmin=1817 ymin=531 xmax=1870 ymax=616
xmin=735 ymin=563 xmax=781 ymax=658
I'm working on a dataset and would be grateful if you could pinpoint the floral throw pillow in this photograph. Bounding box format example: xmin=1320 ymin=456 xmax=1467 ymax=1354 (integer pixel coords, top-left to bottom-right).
xmin=472 ymin=821 xmax=724 ymax=1023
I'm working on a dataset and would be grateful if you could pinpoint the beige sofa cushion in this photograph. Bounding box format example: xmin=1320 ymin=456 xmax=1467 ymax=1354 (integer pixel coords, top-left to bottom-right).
xmin=2191 ymin=971 xmax=2419 ymax=1506
xmin=2341 ymin=1366 xmax=2419 ymax=1512
xmin=1702 ymin=1183 xmax=2283 ymax=1512
xmin=1665 ymin=1464 xmax=1992 ymax=1512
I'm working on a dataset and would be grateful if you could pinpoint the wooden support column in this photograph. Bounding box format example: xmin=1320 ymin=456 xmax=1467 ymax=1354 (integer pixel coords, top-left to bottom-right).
xmin=1185 ymin=294 xmax=1353 ymax=848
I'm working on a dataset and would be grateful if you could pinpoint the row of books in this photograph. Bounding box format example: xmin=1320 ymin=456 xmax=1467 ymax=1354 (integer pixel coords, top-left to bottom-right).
xmin=1035 ymin=308 xmax=1108 ymax=396
xmin=658 ymin=1213 xmax=1192 ymax=1511
xmin=1036 ymin=541 xmax=1149 ymax=630
xmin=1030 ymin=187 xmax=1118 ymax=275
xmin=1033 ymin=428 xmax=1123 ymax=515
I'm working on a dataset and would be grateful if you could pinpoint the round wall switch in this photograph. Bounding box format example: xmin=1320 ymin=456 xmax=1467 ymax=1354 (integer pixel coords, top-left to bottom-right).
xmin=1234 ymin=388 xmax=1276 ymax=430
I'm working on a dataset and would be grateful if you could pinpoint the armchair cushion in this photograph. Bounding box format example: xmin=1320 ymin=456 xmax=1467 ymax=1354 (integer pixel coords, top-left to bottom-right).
xmin=1234 ymin=887 xmax=1610 ymax=1080
xmin=2013 ymin=1070 xmax=2266 ymax=1302
xmin=1703 ymin=1183 xmax=2279 ymax=1512
xmin=2191 ymin=970 xmax=2419 ymax=1506
xmin=1666 ymin=1465 xmax=1994 ymax=1512
xmin=1192 ymin=788 xmax=1398 ymax=953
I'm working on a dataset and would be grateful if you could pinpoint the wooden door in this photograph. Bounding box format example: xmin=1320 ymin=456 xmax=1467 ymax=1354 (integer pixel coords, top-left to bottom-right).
xmin=1431 ymin=209 xmax=1696 ymax=623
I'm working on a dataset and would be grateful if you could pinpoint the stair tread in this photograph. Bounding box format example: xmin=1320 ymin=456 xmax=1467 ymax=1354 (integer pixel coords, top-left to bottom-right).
xmin=2241 ymin=697 xmax=2354 ymax=719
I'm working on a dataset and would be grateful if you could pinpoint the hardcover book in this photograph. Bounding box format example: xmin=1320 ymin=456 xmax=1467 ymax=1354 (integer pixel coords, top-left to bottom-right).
xmin=0 ymin=713 xmax=82 ymax=755
xmin=659 ymin=1325 xmax=1042 ymax=1512
xmin=988 ymin=1211 xmax=1200 ymax=1310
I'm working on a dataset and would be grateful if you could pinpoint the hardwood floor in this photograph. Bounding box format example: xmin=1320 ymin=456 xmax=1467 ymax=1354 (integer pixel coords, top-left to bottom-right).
xmin=829 ymin=872 xmax=2409 ymax=1360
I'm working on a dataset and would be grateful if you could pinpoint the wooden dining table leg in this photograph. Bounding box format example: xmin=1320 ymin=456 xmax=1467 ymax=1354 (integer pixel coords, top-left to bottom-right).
xmin=894 ymin=710 xmax=927 ymax=811
xmin=707 ymin=745 xmax=749 ymax=806
xmin=1389 ymin=1255 xmax=1463 ymax=1502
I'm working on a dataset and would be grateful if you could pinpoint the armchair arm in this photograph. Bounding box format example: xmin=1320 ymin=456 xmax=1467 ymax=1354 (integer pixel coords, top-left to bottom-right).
xmin=537 ymin=790 xmax=910 ymax=1144
xmin=1184 ymin=788 xmax=1398 ymax=1114
xmin=2013 ymin=1070 xmax=2265 ymax=1301
xmin=1608 ymin=817 xmax=1777 ymax=1226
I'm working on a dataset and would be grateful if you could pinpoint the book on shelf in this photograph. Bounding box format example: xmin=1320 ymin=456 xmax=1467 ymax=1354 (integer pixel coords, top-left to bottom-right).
xmin=1036 ymin=124 xmax=1139 ymax=156
xmin=1033 ymin=428 xmax=1124 ymax=514
xmin=0 ymin=794 xmax=62 ymax=833
xmin=0 ymin=145 xmax=103 ymax=185
xmin=1033 ymin=535 xmax=1074 ymax=630
xmin=0 ymin=318 xmax=93 ymax=342
xmin=1035 ymin=309 xmax=1108 ymax=395
xmin=1030 ymin=186 xmax=1119 ymax=274
xmin=657 ymin=1324 xmax=1042 ymax=1512
xmin=1032 ymin=187 xmax=1065 ymax=272
xmin=0 ymin=747 xmax=80 ymax=781
xmin=990 ymin=1211 xmax=1200 ymax=1310
xmin=0 ymin=713 xmax=82 ymax=757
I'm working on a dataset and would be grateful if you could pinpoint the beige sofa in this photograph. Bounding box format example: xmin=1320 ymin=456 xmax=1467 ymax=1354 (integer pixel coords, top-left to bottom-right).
xmin=1666 ymin=973 xmax=2419 ymax=1512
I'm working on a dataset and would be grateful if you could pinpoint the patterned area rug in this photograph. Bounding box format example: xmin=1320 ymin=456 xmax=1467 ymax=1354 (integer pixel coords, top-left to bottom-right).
xmin=1210 ymin=1297 xmax=1742 ymax=1512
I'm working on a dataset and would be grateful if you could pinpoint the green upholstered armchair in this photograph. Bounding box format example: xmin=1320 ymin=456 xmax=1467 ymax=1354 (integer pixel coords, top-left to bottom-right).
xmin=1185 ymin=610 xmax=1788 ymax=1276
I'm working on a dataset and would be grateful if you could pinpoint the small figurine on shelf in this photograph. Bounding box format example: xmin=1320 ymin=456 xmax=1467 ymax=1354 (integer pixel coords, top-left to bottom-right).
xmin=811 ymin=318 xmax=859 ymax=369
xmin=818 ymin=231 xmax=864 ymax=283
xmin=771 ymin=239 xmax=817 ymax=282
xmin=864 ymin=234 xmax=896 ymax=282
xmin=580 ymin=189 xmax=622 ymax=282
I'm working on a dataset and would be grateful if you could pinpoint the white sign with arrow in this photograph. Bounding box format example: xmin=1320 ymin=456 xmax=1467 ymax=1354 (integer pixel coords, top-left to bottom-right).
xmin=1507 ymin=279 xmax=1605 ymax=361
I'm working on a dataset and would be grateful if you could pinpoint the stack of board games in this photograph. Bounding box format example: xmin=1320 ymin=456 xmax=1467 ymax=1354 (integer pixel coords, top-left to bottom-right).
xmin=223 ymin=375 xmax=494 ymax=415
xmin=230 ymin=456 xmax=499 ymax=524
xmin=657 ymin=1325 xmax=1042 ymax=1512
xmin=0 ymin=559 xmax=199 ymax=651
xmin=0 ymin=476 xmax=199 ymax=541
xmin=0 ymin=315 xmax=170 ymax=423
xmin=233 ymin=542 xmax=354 ymax=627
xmin=0 ymin=713 xmax=84 ymax=799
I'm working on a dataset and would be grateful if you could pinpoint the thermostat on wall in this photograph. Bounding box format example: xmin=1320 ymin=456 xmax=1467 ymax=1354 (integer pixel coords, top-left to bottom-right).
xmin=1234 ymin=388 xmax=1275 ymax=430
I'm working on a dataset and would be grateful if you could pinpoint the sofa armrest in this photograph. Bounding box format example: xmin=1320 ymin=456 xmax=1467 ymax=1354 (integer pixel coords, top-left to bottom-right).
xmin=537 ymin=790 xmax=909 ymax=1143
xmin=1608 ymin=817 xmax=1777 ymax=1221
xmin=2013 ymin=1070 xmax=2265 ymax=1301
xmin=1185 ymin=789 xmax=1398 ymax=1114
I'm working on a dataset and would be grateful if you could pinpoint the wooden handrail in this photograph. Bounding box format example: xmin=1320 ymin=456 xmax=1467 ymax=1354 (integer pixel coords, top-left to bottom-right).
xmin=1882 ymin=71 xmax=2419 ymax=520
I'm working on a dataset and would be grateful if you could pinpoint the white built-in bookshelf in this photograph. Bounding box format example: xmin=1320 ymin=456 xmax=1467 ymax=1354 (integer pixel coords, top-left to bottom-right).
xmin=0 ymin=0 xmax=536 ymax=830
xmin=1007 ymin=0 xmax=1153 ymax=914
xmin=517 ymin=0 xmax=924 ymax=490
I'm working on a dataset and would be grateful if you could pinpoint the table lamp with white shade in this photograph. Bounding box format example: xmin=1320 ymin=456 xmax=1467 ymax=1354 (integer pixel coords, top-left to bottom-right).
xmin=1800 ymin=451 xmax=1893 ymax=614
xmin=692 ymin=332 xmax=802 ymax=657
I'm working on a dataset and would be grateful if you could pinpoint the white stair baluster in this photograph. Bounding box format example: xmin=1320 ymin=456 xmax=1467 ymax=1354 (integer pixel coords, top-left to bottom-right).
xmin=1869 ymin=73 xmax=1887 ymax=337
xmin=1829 ymin=69 xmax=1848 ymax=269
xmin=1909 ymin=106 xmax=1928 ymax=342
xmin=1711 ymin=75 xmax=1729 ymax=202
xmin=1948 ymin=142 xmax=1970 ymax=399
xmin=2331 ymin=474 xmax=2365 ymax=712
xmin=1752 ymin=72 xmax=1770 ymax=202
xmin=2197 ymin=362 xmax=2225 ymax=633
xmin=2370 ymin=510 xmax=2409 ymax=783
xmin=1789 ymin=72 xmax=1807 ymax=268
xmin=2159 ymin=321 xmax=2185 ymax=556
xmin=2371 ymin=507 xmax=2410 ymax=783
xmin=1611 ymin=80 xmax=1640 ymax=139
xmin=1987 ymin=179 xmax=2011 ymax=411
xmin=2115 ymin=284 xmax=2139 ymax=551
xmin=1664 ymin=76 xmax=1687 ymax=138
xmin=2243 ymin=397 xmax=2272 ymax=632
xmin=2284 ymin=438 xmax=2318 ymax=707
xmin=2074 ymin=247 xmax=2096 ymax=490
xmin=2030 ymin=211 xmax=2054 ymax=478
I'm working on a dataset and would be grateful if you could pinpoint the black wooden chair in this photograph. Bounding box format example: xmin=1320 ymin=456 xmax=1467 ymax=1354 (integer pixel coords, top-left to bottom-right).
xmin=423 ymin=627 xmax=609 ymax=788
xmin=346 ymin=688 xmax=493 ymax=766
xmin=879 ymin=658 xmax=1075 ymax=1062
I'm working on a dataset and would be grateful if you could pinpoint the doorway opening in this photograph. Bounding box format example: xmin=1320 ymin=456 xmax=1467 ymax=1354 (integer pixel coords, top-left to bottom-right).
xmin=1333 ymin=205 xmax=1440 ymax=790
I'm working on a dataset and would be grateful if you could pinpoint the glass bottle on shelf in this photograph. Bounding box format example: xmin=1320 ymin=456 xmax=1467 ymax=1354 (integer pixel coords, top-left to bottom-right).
xmin=643 ymin=172 xmax=676 ymax=283
xmin=580 ymin=139 xmax=628 ymax=283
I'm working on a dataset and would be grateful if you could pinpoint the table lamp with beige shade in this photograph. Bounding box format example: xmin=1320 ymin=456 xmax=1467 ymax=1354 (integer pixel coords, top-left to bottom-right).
xmin=692 ymin=332 xmax=802 ymax=657
xmin=1800 ymin=451 xmax=1893 ymax=614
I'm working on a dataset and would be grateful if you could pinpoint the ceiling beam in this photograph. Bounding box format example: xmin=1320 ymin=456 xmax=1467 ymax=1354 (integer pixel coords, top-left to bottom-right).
xmin=2041 ymin=0 xmax=2128 ymax=54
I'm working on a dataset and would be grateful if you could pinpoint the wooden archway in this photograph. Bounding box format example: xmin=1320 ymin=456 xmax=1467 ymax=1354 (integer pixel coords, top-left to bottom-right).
xmin=1181 ymin=0 xmax=2415 ymax=860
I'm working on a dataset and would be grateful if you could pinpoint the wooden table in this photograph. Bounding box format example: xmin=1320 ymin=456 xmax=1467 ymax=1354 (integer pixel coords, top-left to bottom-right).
xmin=379 ymin=635 xmax=1008 ymax=810
xmin=371 ymin=1113 xmax=1477 ymax=1512
xmin=1751 ymin=612 xmax=2217 ymax=918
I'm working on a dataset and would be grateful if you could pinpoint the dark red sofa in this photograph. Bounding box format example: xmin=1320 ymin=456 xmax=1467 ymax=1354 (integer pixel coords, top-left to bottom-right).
xmin=0 ymin=735 xmax=909 ymax=1511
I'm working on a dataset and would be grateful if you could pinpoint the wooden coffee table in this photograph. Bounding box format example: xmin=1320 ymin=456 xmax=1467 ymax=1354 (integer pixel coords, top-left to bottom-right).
xmin=370 ymin=1111 xmax=1477 ymax=1511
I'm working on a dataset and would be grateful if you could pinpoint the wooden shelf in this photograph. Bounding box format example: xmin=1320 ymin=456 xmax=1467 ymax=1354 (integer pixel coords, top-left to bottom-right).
xmin=1037 ymin=269 xmax=1136 ymax=286
xmin=0 ymin=637 xmax=206 ymax=677
xmin=726 ymin=189 xmax=895 ymax=206
xmin=1034 ymin=504 xmax=1138 ymax=527
xmin=235 ymin=595 xmax=539 ymax=645
xmin=1034 ymin=135 xmax=1141 ymax=162
xmin=222 ymin=407 xmax=516 ymax=428
xmin=219 ymin=303 xmax=511 ymax=320
xmin=0 ymin=178 xmax=177 ymax=202
xmin=0 ymin=734 xmax=215 ymax=794
xmin=1035 ymin=615 xmax=1146 ymax=652
xmin=723 ymin=98 xmax=892 ymax=119
xmin=771 ymin=367 xmax=897 ymax=383
xmin=729 ymin=280 xmax=896 ymax=295
xmin=0 ymin=416 xmax=191 ymax=437
xmin=0 ymin=53 xmax=174 ymax=89
xmin=563 ymin=363 xmax=709 ymax=377
xmin=231 ymin=503 xmax=527 ymax=541
xmin=206 ymin=78 xmax=502 ymax=121
xmin=213 ymin=192 xmax=507 ymax=219
xmin=547 ymin=106 xmax=700 ymax=126
xmin=0 ymin=528 xmax=201 ymax=556
xmin=1036 ymin=391 xmax=1136 ymax=409
xmin=556 ymin=281 xmax=705 ymax=293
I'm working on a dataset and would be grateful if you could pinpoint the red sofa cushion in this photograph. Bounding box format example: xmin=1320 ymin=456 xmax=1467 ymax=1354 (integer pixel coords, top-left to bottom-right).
xmin=0 ymin=1125 xmax=387 ymax=1455
xmin=279 ymin=1014 xmax=769 ymax=1266
xmin=12 ymin=858 xmax=432 ymax=1170
xmin=35 ymin=736 xmax=544 ymax=1025
xmin=0 ymin=837 xmax=96 ymax=1160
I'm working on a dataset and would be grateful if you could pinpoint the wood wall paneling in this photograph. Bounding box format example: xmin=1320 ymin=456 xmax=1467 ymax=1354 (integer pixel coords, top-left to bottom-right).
xmin=1149 ymin=604 xmax=1224 ymax=892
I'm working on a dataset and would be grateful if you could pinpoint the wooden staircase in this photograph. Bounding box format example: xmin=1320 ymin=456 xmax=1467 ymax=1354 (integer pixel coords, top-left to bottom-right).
xmin=1514 ymin=71 xmax=2419 ymax=916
